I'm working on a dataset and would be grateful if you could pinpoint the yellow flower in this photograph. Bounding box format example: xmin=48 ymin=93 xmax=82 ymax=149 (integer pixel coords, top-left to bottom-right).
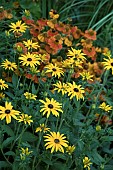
xmin=35 ymin=123 xmax=50 ymax=133
xmin=0 ymin=101 xmax=20 ymax=124
xmin=66 ymin=145 xmax=76 ymax=155
xmin=19 ymin=52 xmax=40 ymax=67
xmin=0 ymin=79 xmax=8 ymax=90
xmin=24 ymin=92 xmax=37 ymax=100
xmin=99 ymin=102 xmax=112 ymax=112
xmin=80 ymin=71 xmax=93 ymax=81
xmin=23 ymin=39 xmax=40 ymax=50
xmin=1 ymin=59 xmax=17 ymax=71
xmin=53 ymin=81 xmax=68 ymax=95
xmin=62 ymin=58 xmax=75 ymax=68
xmin=44 ymin=131 xmax=69 ymax=153
xmin=67 ymin=47 xmax=86 ymax=61
xmin=18 ymin=113 xmax=33 ymax=125
xmin=39 ymin=98 xmax=63 ymax=118
xmin=24 ymin=9 xmax=30 ymax=17
xmin=83 ymin=156 xmax=92 ymax=170
xmin=0 ymin=92 xmax=5 ymax=100
xmin=103 ymin=57 xmax=113 ymax=74
xmin=45 ymin=63 xmax=64 ymax=78
xmin=67 ymin=82 xmax=85 ymax=100
xmin=20 ymin=147 xmax=32 ymax=160
xmin=9 ymin=20 xmax=28 ymax=33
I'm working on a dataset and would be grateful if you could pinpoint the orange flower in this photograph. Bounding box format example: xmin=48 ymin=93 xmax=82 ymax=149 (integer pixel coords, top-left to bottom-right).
xmin=47 ymin=19 xmax=57 ymax=29
xmin=64 ymin=37 xmax=72 ymax=47
xmin=84 ymin=29 xmax=96 ymax=40
xmin=14 ymin=42 xmax=27 ymax=54
xmin=47 ymin=29 xmax=58 ymax=37
xmin=47 ymin=35 xmax=63 ymax=51
xmin=83 ymin=46 xmax=96 ymax=60
xmin=71 ymin=26 xmax=82 ymax=39
xmin=49 ymin=9 xmax=59 ymax=19
xmin=81 ymin=39 xmax=93 ymax=48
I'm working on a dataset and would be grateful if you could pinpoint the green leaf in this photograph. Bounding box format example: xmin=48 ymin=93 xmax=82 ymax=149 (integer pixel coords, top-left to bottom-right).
xmin=32 ymin=83 xmax=37 ymax=94
xmin=5 ymin=92 xmax=14 ymax=99
xmin=12 ymin=73 xmax=18 ymax=88
xmin=2 ymin=136 xmax=15 ymax=148
xmin=52 ymin=162 xmax=70 ymax=170
xmin=104 ymin=165 xmax=113 ymax=170
xmin=5 ymin=151 xmax=15 ymax=156
xmin=2 ymin=125 xmax=14 ymax=137
xmin=0 ymin=161 xmax=10 ymax=168
xmin=21 ymin=132 xmax=38 ymax=142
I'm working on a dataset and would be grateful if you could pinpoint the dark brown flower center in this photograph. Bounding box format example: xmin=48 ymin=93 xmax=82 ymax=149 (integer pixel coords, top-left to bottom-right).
xmin=74 ymin=88 xmax=79 ymax=92
xmin=16 ymin=26 xmax=20 ymax=29
xmin=0 ymin=83 xmax=2 ymax=85
xmin=55 ymin=39 xmax=59 ymax=43
xmin=52 ymin=68 xmax=56 ymax=71
xmin=111 ymin=62 xmax=113 ymax=66
xmin=5 ymin=109 xmax=11 ymax=114
xmin=8 ymin=64 xmax=11 ymax=67
xmin=27 ymin=58 xmax=32 ymax=61
xmin=48 ymin=104 xmax=53 ymax=109
xmin=54 ymin=139 xmax=60 ymax=143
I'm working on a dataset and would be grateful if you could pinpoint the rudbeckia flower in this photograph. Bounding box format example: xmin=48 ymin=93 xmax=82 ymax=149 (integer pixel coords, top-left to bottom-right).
xmin=9 ymin=20 xmax=28 ymax=33
xmin=44 ymin=131 xmax=68 ymax=153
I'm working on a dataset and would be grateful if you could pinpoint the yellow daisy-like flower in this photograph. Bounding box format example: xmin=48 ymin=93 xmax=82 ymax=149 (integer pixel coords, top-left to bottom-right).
xmin=80 ymin=71 xmax=93 ymax=81
xmin=18 ymin=113 xmax=33 ymax=125
xmin=62 ymin=58 xmax=75 ymax=68
xmin=83 ymin=156 xmax=92 ymax=170
xmin=67 ymin=47 xmax=86 ymax=61
xmin=0 ymin=79 xmax=8 ymax=90
xmin=0 ymin=92 xmax=5 ymax=100
xmin=9 ymin=20 xmax=28 ymax=33
xmin=1 ymin=59 xmax=17 ymax=71
xmin=99 ymin=102 xmax=112 ymax=112
xmin=24 ymin=92 xmax=37 ymax=100
xmin=0 ymin=101 xmax=20 ymax=124
xmin=44 ymin=131 xmax=69 ymax=153
xmin=45 ymin=63 xmax=64 ymax=78
xmin=39 ymin=98 xmax=63 ymax=118
xmin=35 ymin=123 xmax=50 ymax=133
xmin=66 ymin=145 xmax=76 ymax=155
xmin=67 ymin=82 xmax=85 ymax=100
xmin=23 ymin=39 xmax=40 ymax=50
xmin=20 ymin=147 xmax=32 ymax=160
xmin=53 ymin=81 xmax=68 ymax=95
xmin=103 ymin=57 xmax=113 ymax=74
xmin=19 ymin=52 xmax=40 ymax=68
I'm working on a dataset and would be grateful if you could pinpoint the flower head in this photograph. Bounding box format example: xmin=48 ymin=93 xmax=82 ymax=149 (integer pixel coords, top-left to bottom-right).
xmin=103 ymin=57 xmax=113 ymax=74
xmin=45 ymin=63 xmax=64 ymax=78
xmin=53 ymin=81 xmax=68 ymax=95
xmin=80 ymin=71 xmax=93 ymax=81
xmin=1 ymin=59 xmax=17 ymax=71
xmin=35 ymin=123 xmax=50 ymax=133
xmin=0 ymin=101 xmax=20 ymax=124
xmin=39 ymin=98 xmax=63 ymax=118
xmin=9 ymin=20 xmax=28 ymax=33
xmin=23 ymin=39 xmax=40 ymax=50
xmin=0 ymin=79 xmax=8 ymax=90
xmin=19 ymin=52 xmax=40 ymax=67
xmin=67 ymin=82 xmax=85 ymax=100
xmin=24 ymin=92 xmax=37 ymax=100
xmin=20 ymin=147 xmax=32 ymax=160
xmin=83 ymin=156 xmax=92 ymax=170
xmin=99 ymin=102 xmax=112 ymax=112
xmin=66 ymin=145 xmax=76 ymax=155
xmin=18 ymin=113 xmax=33 ymax=125
xmin=44 ymin=131 xmax=69 ymax=153
xmin=67 ymin=47 xmax=86 ymax=61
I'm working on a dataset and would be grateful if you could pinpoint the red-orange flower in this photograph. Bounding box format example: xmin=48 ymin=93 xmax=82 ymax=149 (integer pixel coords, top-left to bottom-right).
xmin=71 ymin=26 xmax=82 ymax=39
xmin=84 ymin=29 xmax=96 ymax=40
xmin=83 ymin=46 xmax=96 ymax=60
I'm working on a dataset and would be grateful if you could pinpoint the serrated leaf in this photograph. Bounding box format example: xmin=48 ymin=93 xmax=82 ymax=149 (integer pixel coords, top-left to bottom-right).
xmin=2 ymin=125 xmax=14 ymax=137
xmin=21 ymin=132 xmax=38 ymax=142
